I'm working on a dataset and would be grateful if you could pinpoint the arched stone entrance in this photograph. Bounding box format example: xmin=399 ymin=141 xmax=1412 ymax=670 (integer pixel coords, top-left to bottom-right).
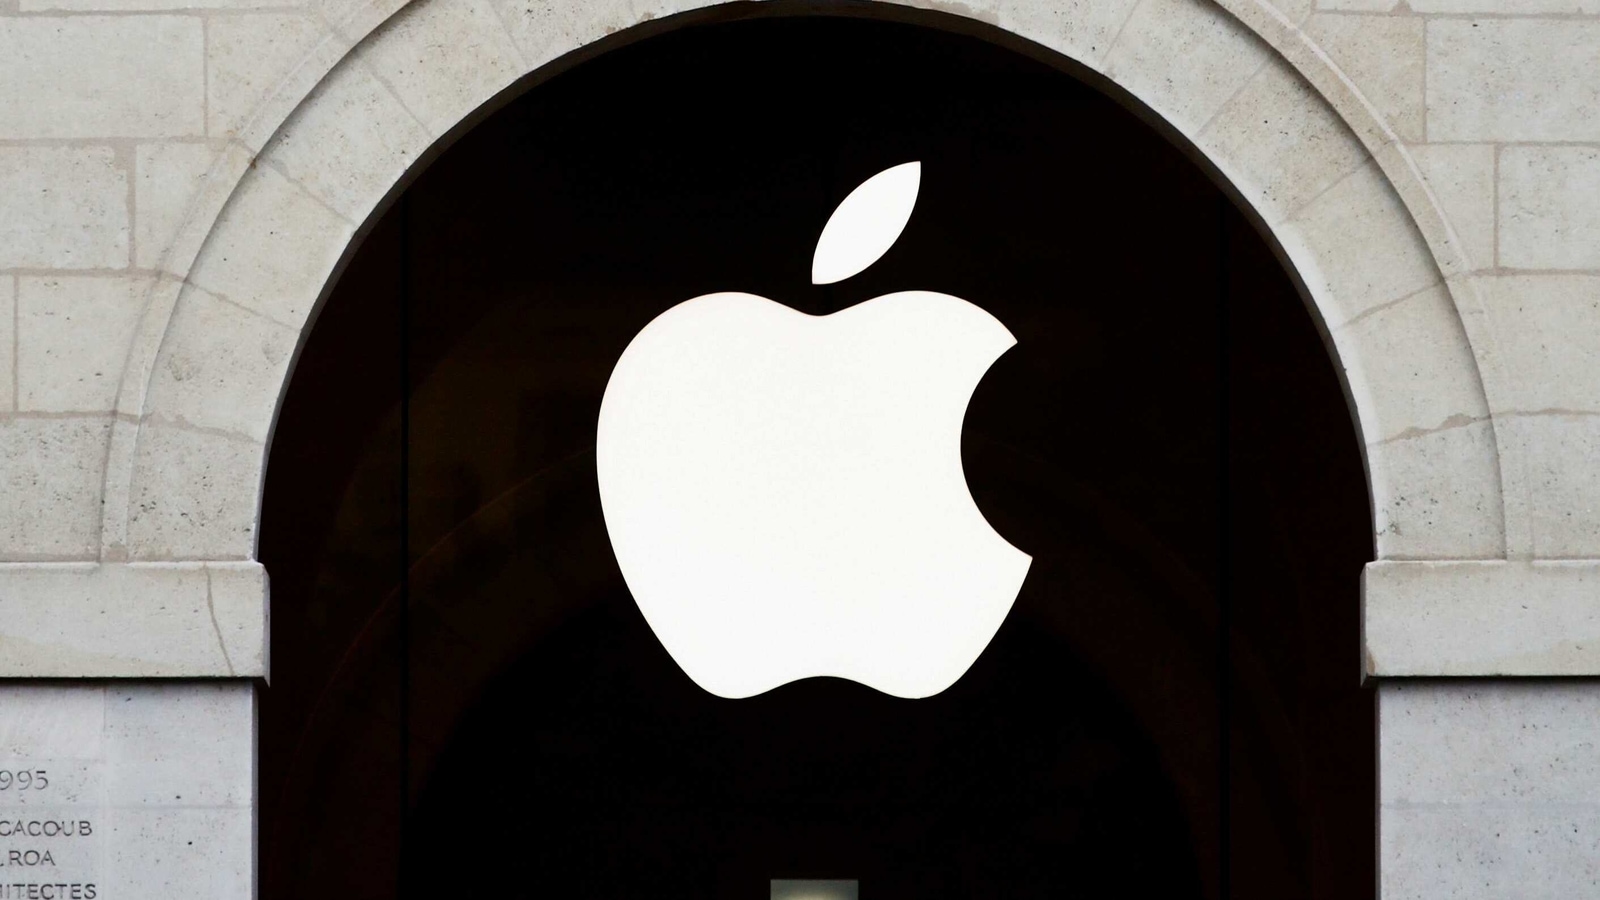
xmin=257 ymin=9 xmax=1374 ymax=898
xmin=105 ymin=0 xmax=1498 ymax=566
xmin=3 ymin=0 xmax=1554 ymax=898
xmin=3 ymin=0 xmax=1598 ymax=895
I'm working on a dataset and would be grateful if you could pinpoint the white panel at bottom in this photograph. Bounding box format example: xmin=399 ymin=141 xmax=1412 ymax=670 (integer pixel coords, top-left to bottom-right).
xmin=772 ymin=880 xmax=859 ymax=900
xmin=0 ymin=682 xmax=254 ymax=900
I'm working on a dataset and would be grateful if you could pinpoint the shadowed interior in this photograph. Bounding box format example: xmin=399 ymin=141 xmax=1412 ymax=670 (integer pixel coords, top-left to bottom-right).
xmin=259 ymin=12 xmax=1373 ymax=900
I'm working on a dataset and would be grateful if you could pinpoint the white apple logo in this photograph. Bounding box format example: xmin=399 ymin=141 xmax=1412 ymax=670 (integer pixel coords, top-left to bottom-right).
xmin=596 ymin=161 xmax=1031 ymax=699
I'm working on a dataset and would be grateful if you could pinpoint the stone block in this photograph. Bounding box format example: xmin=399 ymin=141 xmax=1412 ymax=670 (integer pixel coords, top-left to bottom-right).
xmin=488 ymin=0 xmax=739 ymax=74
xmin=1314 ymin=0 xmax=1397 ymax=12
xmin=1196 ymin=56 xmax=1368 ymax=225
xmin=265 ymin=57 xmax=431 ymax=223
xmin=1428 ymin=19 xmax=1600 ymax=142
xmin=0 ymin=685 xmax=104 ymax=757
xmin=1383 ymin=680 xmax=1600 ymax=801
xmin=125 ymin=423 xmax=264 ymax=561
xmin=1334 ymin=283 xmax=1486 ymax=445
xmin=154 ymin=142 xmax=256 ymax=279
xmin=937 ymin=0 xmax=1147 ymax=68
xmin=104 ymin=683 xmax=253 ymax=806
xmin=0 ymin=17 xmax=203 ymax=139
xmin=1304 ymin=13 xmax=1424 ymax=143
xmin=0 ymin=146 xmax=129 ymax=270
xmin=1382 ymin=805 xmax=1600 ymax=899
xmin=135 ymin=142 xmax=219 ymax=271
xmin=1497 ymin=413 xmax=1600 ymax=559
xmin=1380 ymin=681 xmax=1600 ymax=898
xmin=0 ymin=417 xmax=112 ymax=560
xmin=1102 ymin=0 xmax=1274 ymax=139
xmin=209 ymin=562 xmax=270 ymax=678
xmin=1366 ymin=561 xmax=1600 ymax=676
xmin=185 ymin=162 xmax=353 ymax=328
xmin=207 ymin=13 xmax=334 ymax=143
xmin=104 ymin=807 xmax=255 ymax=896
xmin=1409 ymin=143 xmax=1496 ymax=272
xmin=27 ymin=0 xmax=302 ymax=10
xmin=1278 ymin=160 xmax=1442 ymax=328
xmin=1475 ymin=274 xmax=1600 ymax=415
xmin=18 ymin=276 xmax=151 ymax=414
xmin=1500 ymin=145 xmax=1600 ymax=271
xmin=0 ymin=562 xmax=266 ymax=677
xmin=321 ymin=0 xmax=408 ymax=45
xmin=145 ymin=283 xmax=297 ymax=443
xmin=353 ymin=0 xmax=524 ymax=136
xmin=490 ymin=0 xmax=630 ymax=70
xmin=1410 ymin=0 xmax=1600 ymax=14
xmin=1367 ymin=417 xmax=1503 ymax=559
xmin=0 ymin=277 xmax=13 ymax=413
xmin=0 ymin=683 xmax=256 ymax=898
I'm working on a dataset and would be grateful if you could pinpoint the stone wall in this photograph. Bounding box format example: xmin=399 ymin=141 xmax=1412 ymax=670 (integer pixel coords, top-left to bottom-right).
xmin=1 ymin=0 xmax=1597 ymax=895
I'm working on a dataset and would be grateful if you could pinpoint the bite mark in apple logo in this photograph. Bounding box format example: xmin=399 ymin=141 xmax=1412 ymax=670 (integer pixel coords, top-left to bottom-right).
xmin=596 ymin=161 xmax=1032 ymax=699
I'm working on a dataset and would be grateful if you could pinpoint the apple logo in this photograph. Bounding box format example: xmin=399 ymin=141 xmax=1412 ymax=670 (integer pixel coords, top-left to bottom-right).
xmin=596 ymin=161 xmax=1031 ymax=699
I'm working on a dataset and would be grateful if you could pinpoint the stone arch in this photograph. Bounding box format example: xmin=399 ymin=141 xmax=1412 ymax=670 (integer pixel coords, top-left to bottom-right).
xmin=103 ymin=0 xmax=1508 ymax=565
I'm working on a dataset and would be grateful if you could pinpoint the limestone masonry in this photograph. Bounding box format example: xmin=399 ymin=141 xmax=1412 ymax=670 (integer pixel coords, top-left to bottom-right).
xmin=1 ymin=0 xmax=1598 ymax=896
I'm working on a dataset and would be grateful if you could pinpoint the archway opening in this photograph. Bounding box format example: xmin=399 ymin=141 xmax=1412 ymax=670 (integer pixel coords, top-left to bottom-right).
xmin=259 ymin=10 xmax=1373 ymax=899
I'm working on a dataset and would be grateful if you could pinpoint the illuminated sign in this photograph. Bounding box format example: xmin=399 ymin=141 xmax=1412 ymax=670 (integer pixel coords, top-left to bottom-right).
xmin=597 ymin=163 xmax=1030 ymax=699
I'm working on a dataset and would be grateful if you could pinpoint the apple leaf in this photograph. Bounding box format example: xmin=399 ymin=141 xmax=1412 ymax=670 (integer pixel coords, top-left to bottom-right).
xmin=811 ymin=161 xmax=921 ymax=285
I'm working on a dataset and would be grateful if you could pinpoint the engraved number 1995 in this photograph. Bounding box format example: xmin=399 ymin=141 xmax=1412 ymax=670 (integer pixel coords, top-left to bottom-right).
xmin=0 ymin=770 xmax=48 ymax=790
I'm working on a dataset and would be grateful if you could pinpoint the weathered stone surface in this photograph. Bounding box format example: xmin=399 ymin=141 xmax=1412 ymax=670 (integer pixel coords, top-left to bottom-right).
xmin=1196 ymin=56 xmax=1369 ymax=224
xmin=0 ymin=417 xmax=113 ymax=560
xmin=352 ymin=0 xmax=523 ymax=136
xmin=0 ymin=278 xmax=14 ymax=414
xmin=1304 ymin=13 xmax=1425 ymax=143
xmin=961 ymin=0 xmax=1147 ymax=67
xmin=135 ymin=142 xmax=219 ymax=270
xmin=0 ymin=563 xmax=266 ymax=676
xmin=1367 ymin=418 xmax=1504 ymax=560
xmin=125 ymin=423 xmax=264 ymax=561
xmin=0 ymin=2 xmax=1597 ymax=897
xmin=1410 ymin=143 xmax=1496 ymax=272
xmin=266 ymin=58 xmax=431 ymax=223
xmin=206 ymin=14 xmax=333 ymax=143
xmin=145 ymin=284 xmax=297 ymax=443
xmin=1500 ymin=146 xmax=1600 ymax=271
xmin=1411 ymin=0 xmax=1600 ymax=17
xmin=1428 ymin=19 xmax=1600 ymax=142
xmin=154 ymin=142 xmax=256 ymax=278
xmin=1496 ymin=413 xmax=1600 ymax=559
xmin=1475 ymin=274 xmax=1600 ymax=415
xmin=1102 ymin=0 xmax=1274 ymax=139
xmin=0 ymin=146 xmax=129 ymax=270
xmin=1367 ymin=561 xmax=1600 ymax=675
xmin=18 ymin=276 xmax=151 ymax=413
xmin=1383 ymin=804 xmax=1600 ymax=899
xmin=1278 ymin=161 xmax=1442 ymax=327
xmin=184 ymin=162 xmax=353 ymax=327
xmin=27 ymin=0 xmax=303 ymax=11
xmin=0 ymin=683 xmax=255 ymax=897
xmin=1335 ymin=283 xmax=1487 ymax=444
xmin=1315 ymin=0 xmax=1398 ymax=13
xmin=0 ymin=17 xmax=204 ymax=139
xmin=1381 ymin=682 xmax=1600 ymax=898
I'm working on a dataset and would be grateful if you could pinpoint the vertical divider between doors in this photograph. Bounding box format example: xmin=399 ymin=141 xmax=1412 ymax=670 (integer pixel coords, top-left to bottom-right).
xmin=1217 ymin=193 xmax=1232 ymax=900
xmin=398 ymin=194 xmax=413 ymax=899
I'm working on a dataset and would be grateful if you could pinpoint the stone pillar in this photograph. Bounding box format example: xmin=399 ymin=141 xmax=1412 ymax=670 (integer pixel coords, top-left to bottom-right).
xmin=0 ymin=683 xmax=256 ymax=899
